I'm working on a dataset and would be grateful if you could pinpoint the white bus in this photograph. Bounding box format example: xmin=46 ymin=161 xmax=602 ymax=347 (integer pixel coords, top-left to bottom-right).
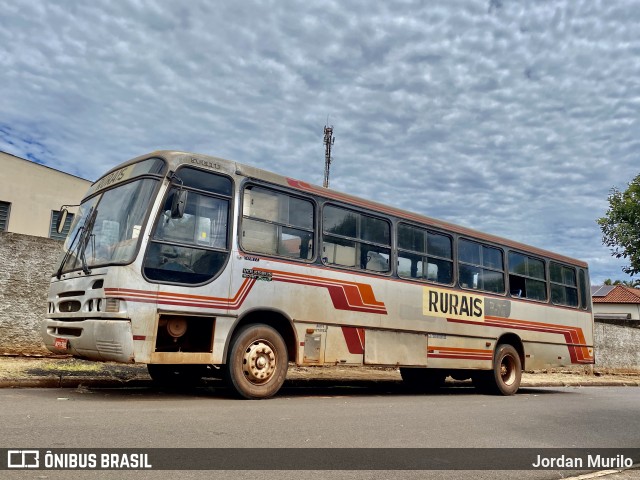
xmin=43 ymin=151 xmax=594 ymax=399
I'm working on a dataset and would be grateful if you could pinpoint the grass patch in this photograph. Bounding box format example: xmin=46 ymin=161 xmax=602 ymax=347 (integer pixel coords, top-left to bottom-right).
xmin=40 ymin=361 xmax=103 ymax=373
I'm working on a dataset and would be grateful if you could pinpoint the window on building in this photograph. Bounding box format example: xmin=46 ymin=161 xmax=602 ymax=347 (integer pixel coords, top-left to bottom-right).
xmin=550 ymin=262 xmax=579 ymax=307
xmin=458 ymin=239 xmax=505 ymax=293
xmin=0 ymin=201 xmax=10 ymax=232
xmin=397 ymin=223 xmax=453 ymax=285
xmin=241 ymin=185 xmax=314 ymax=260
xmin=322 ymin=205 xmax=391 ymax=273
xmin=50 ymin=210 xmax=75 ymax=241
xmin=508 ymin=252 xmax=547 ymax=301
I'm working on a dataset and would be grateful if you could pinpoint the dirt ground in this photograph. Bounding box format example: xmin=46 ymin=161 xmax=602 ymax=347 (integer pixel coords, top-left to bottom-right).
xmin=1 ymin=355 xmax=640 ymax=386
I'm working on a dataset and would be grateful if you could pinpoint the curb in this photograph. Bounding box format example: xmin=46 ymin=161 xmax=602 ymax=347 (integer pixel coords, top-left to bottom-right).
xmin=0 ymin=377 xmax=152 ymax=389
xmin=521 ymin=380 xmax=640 ymax=387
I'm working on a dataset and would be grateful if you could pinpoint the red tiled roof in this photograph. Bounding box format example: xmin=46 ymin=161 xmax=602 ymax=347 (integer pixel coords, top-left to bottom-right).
xmin=592 ymin=285 xmax=640 ymax=304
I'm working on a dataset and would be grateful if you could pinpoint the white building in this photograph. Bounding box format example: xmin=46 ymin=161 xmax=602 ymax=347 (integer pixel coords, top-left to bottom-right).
xmin=591 ymin=285 xmax=640 ymax=321
xmin=0 ymin=151 xmax=92 ymax=239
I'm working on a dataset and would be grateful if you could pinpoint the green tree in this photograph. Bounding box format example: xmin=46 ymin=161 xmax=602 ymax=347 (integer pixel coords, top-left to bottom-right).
xmin=598 ymin=173 xmax=640 ymax=276
xmin=603 ymin=278 xmax=640 ymax=287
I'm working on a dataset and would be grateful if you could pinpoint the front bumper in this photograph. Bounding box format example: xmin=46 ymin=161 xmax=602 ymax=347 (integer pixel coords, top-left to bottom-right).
xmin=42 ymin=319 xmax=135 ymax=363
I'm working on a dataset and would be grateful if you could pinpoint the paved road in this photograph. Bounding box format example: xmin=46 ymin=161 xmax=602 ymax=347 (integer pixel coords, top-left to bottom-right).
xmin=1 ymin=383 xmax=639 ymax=479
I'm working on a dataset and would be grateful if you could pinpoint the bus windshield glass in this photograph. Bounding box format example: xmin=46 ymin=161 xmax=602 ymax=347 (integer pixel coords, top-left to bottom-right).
xmin=57 ymin=177 xmax=160 ymax=275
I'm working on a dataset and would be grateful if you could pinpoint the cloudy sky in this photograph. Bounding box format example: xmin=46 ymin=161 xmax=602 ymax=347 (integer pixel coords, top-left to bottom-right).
xmin=1 ymin=0 xmax=639 ymax=284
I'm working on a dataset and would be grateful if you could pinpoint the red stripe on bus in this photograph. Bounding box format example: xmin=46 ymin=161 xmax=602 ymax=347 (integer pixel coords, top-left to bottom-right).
xmin=429 ymin=354 xmax=492 ymax=361
xmin=105 ymin=271 xmax=387 ymax=315
xmin=447 ymin=317 xmax=594 ymax=364
xmin=428 ymin=346 xmax=493 ymax=361
xmin=341 ymin=327 xmax=365 ymax=355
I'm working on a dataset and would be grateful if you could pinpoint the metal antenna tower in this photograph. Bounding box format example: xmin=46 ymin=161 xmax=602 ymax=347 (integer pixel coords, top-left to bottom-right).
xmin=323 ymin=125 xmax=335 ymax=188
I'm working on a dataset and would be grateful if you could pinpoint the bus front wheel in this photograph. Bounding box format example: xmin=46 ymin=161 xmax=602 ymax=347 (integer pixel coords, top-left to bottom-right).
xmin=225 ymin=324 xmax=288 ymax=399
xmin=474 ymin=344 xmax=521 ymax=395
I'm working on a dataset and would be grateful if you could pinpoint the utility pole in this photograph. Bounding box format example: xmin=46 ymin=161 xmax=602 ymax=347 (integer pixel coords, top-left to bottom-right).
xmin=323 ymin=125 xmax=335 ymax=188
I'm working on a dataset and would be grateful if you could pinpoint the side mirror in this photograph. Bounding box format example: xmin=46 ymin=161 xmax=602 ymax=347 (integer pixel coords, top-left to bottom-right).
xmin=56 ymin=208 xmax=69 ymax=234
xmin=170 ymin=189 xmax=188 ymax=219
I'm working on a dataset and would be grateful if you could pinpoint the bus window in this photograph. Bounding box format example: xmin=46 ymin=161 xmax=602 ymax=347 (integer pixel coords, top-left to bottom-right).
xmin=508 ymin=252 xmax=547 ymax=301
xmin=322 ymin=205 xmax=390 ymax=273
xmin=143 ymin=168 xmax=232 ymax=285
xmin=397 ymin=223 xmax=453 ymax=285
xmin=579 ymin=269 xmax=589 ymax=310
xmin=241 ymin=186 xmax=314 ymax=260
xmin=458 ymin=239 xmax=505 ymax=293
xmin=550 ymin=262 xmax=578 ymax=307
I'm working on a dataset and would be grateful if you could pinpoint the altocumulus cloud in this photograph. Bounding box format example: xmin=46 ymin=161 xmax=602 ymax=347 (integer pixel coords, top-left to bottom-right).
xmin=1 ymin=0 xmax=639 ymax=283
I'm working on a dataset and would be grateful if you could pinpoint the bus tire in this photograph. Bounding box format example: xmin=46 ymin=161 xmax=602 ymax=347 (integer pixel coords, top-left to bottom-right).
xmin=400 ymin=367 xmax=446 ymax=391
xmin=225 ymin=324 xmax=288 ymax=399
xmin=147 ymin=364 xmax=206 ymax=387
xmin=475 ymin=344 xmax=521 ymax=395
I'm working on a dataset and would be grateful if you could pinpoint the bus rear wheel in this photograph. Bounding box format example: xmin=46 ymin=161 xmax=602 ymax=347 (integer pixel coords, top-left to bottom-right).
xmin=225 ymin=324 xmax=288 ymax=399
xmin=474 ymin=344 xmax=521 ymax=395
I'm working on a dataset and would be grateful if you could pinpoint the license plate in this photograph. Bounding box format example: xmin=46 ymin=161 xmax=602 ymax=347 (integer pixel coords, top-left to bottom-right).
xmin=54 ymin=338 xmax=69 ymax=350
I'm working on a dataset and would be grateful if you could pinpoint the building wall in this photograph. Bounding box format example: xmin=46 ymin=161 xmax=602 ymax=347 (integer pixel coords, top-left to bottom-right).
xmin=0 ymin=232 xmax=60 ymax=355
xmin=593 ymin=302 xmax=640 ymax=320
xmin=0 ymin=151 xmax=92 ymax=238
xmin=594 ymin=321 xmax=640 ymax=369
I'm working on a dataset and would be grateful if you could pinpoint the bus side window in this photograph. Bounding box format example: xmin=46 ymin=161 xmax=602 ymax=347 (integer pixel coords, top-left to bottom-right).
xmin=322 ymin=204 xmax=390 ymax=274
xmin=458 ymin=239 xmax=504 ymax=293
xmin=241 ymin=185 xmax=315 ymax=261
xmin=507 ymin=251 xmax=547 ymax=301
xmin=550 ymin=262 xmax=578 ymax=307
xmin=322 ymin=241 xmax=356 ymax=267
xmin=426 ymin=262 xmax=438 ymax=281
xmin=397 ymin=223 xmax=453 ymax=285
xmin=365 ymin=250 xmax=389 ymax=272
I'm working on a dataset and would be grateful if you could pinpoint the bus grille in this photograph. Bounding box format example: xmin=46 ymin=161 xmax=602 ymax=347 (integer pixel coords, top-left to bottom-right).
xmin=58 ymin=301 xmax=81 ymax=313
xmin=96 ymin=340 xmax=123 ymax=355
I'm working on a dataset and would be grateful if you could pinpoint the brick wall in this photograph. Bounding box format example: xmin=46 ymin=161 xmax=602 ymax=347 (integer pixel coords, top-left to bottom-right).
xmin=0 ymin=232 xmax=61 ymax=355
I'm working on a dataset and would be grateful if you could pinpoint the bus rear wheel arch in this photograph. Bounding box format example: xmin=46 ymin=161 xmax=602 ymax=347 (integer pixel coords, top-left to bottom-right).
xmin=224 ymin=323 xmax=288 ymax=399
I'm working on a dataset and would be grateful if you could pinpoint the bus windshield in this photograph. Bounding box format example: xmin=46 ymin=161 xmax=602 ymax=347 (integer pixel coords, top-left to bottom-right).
xmin=57 ymin=178 xmax=159 ymax=275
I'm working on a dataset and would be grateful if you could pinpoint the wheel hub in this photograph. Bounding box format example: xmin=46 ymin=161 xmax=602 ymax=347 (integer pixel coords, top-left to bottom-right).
xmin=242 ymin=340 xmax=276 ymax=385
xmin=500 ymin=355 xmax=516 ymax=386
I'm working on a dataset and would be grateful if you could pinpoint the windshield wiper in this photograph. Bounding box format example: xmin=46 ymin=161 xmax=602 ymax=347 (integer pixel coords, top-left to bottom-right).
xmin=56 ymin=206 xmax=98 ymax=279
xmin=78 ymin=206 xmax=98 ymax=275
